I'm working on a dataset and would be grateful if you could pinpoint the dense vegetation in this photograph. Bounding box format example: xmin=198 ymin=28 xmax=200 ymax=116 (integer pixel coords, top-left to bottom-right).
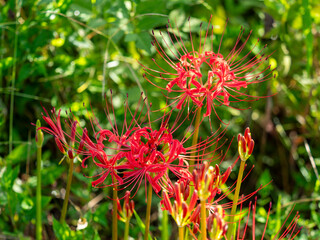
xmin=1 ymin=0 xmax=319 ymax=239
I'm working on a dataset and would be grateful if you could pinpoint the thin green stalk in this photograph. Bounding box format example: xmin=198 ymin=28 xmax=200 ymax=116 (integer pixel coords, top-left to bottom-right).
xmin=124 ymin=219 xmax=130 ymax=240
xmin=112 ymin=185 xmax=118 ymax=240
xmin=178 ymin=226 xmax=184 ymax=240
xmin=35 ymin=120 xmax=43 ymax=240
xmin=60 ymin=157 xmax=74 ymax=223
xmin=36 ymin=145 xmax=42 ymax=239
xmin=200 ymin=199 xmax=207 ymax=240
xmin=9 ymin=0 xmax=20 ymax=153
xmin=226 ymin=160 xmax=246 ymax=239
xmin=190 ymin=107 xmax=202 ymax=173
xmin=161 ymin=210 xmax=168 ymax=240
xmin=144 ymin=182 xmax=153 ymax=240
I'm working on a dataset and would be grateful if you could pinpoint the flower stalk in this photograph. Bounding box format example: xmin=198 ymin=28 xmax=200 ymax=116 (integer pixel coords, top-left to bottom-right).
xmin=124 ymin=218 xmax=130 ymax=240
xmin=60 ymin=153 xmax=74 ymax=223
xmin=227 ymin=128 xmax=254 ymax=239
xmin=200 ymin=199 xmax=207 ymax=240
xmin=144 ymin=182 xmax=153 ymax=240
xmin=190 ymin=107 xmax=202 ymax=173
xmin=161 ymin=208 xmax=169 ymax=240
xmin=36 ymin=120 xmax=44 ymax=240
xmin=179 ymin=226 xmax=184 ymax=240
xmin=227 ymin=159 xmax=245 ymax=239
xmin=112 ymin=184 xmax=118 ymax=240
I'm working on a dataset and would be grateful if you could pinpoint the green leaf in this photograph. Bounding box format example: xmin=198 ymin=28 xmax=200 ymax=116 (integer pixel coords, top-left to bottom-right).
xmin=133 ymin=210 xmax=152 ymax=240
xmin=136 ymin=16 xmax=167 ymax=30
xmin=41 ymin=165 xmax=66 ymax=186
xmin=21 ymin=197 xmax=34 ymax=210
xmin=136 ymin=32 xmax=152 ymax=54
xmin=6 ymin=144 xmax=35 ymax=165
xmin=92 ymin=202 xmax=109 ymax=227
xmin=256 ymin=169 xmax=273 ymax=198
xmin=1 ymin=166 xmax=20 ymax=189
xmin=53 ymin=218 xmax=79 ymax=240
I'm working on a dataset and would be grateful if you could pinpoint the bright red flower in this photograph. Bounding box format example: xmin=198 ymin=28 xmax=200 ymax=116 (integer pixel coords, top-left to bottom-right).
xmin=80 ymin=92 xmax=150 ymax=189
xmin=39 ymin=107 xmax=83 ymax=161
xmin=141 ymin=16 xmax=274 ymax=119
xmin=79 ymin=92 xmax=226 ymax=195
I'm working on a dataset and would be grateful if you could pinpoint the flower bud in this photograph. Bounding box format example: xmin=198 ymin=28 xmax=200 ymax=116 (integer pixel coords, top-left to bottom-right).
xmin=238 ymin=127 xmax=254 ymax=161
xmin=67 ymin=149 xmax=74 ymax=159
xmin=35 ymin=119 xmax=44 ymax=148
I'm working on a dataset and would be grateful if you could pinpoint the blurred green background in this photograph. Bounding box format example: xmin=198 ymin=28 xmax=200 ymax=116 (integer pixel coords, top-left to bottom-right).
xmin=1 ymin=0 xmax=320 ymax=239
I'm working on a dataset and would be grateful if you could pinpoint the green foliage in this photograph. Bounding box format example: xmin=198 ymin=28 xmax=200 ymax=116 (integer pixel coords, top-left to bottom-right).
xmin=0 ymin=0 xmax=319 ymax=238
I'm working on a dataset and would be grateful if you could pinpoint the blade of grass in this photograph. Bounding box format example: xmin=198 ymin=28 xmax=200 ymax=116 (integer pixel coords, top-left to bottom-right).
xmin=133 ymin=210 xmax=152 ymax=240
xmin=9 ymin=0 xmax=21 ymax=153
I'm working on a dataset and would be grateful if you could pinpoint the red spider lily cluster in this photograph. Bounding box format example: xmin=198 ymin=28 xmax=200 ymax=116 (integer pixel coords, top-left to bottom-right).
xmin=40 ymin=93 xmax=226 ymax=197
xmin=141 ymin=16 xmax=274 ymax=119
xmin=38 ymin=15 xmax=301 ymax=240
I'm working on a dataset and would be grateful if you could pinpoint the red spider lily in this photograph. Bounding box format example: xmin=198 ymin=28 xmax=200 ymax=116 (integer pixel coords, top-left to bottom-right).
xmin=119 ymin=124 xmax=188 ymax=193
xmin=39 ymin=107 xmax=84 ymax=161
xmin=80 ymin=92 xmax=151 ymax=190
xmin=235 ymin=198 xmax=301 ymax=240
xmin=140 ymin=15 xmax=274 ymax=119
xmin=79 ymin=92 xmax=227 ymax=196
xmin=89 ymin=120 xmax=228 ymax=195
xmin=40 ymin=107 xmax=67 ymax=149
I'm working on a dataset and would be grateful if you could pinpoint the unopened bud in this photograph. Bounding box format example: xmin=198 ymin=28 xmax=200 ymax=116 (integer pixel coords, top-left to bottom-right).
xmin=35 ymin=119 xmax=44 ymax=148
xmin=238 ymin=128 xmax=254 ymax=161
xmin=248 ymin=139 xmax=254 ymax=155
xmin=67 ymin=149 xmax=74 ymax=159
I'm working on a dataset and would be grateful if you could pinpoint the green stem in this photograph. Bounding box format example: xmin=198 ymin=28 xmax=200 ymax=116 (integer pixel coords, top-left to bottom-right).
xmin=36 ymin=146 xmax=42 ymax=240
xmin=112 ymin=184 xmax=118 ymax=240
xmin=60 ymin=157 xmax=74 ymax=223
xmin=161 ymin=210 xmax=168 ymax=240
xmin=226 ymin=160 xmax=246 ymax=239
xmin=124 ymin=219 xmax=130 ymax=240
xmin=190 ymin=107 xmax=202 ymax=173
xmin=200 ymin=199 xmax=207 ymax=240
xmin=179 ymin=226 xmax=184 ymax=240
xmin=9 ymin=0 xmax=20 ymax=153
xmin=144 ymin=182 xmax=153 ymax=240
